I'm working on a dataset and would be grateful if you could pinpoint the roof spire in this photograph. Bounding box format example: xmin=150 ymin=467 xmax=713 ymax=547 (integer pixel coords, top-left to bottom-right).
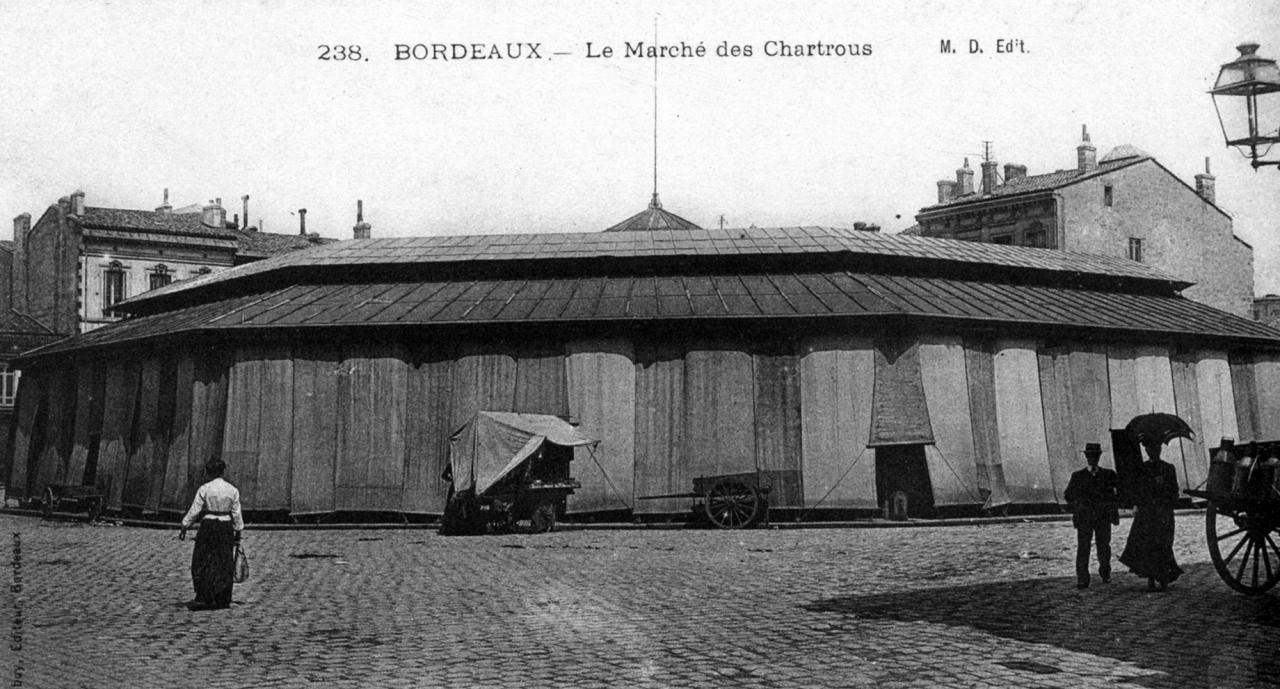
xmin=652 ymin=14 xmax=659 ymax=204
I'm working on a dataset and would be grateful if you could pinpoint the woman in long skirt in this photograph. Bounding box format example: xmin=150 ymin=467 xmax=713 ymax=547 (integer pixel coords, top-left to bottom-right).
xmin=179 ymin=459 xmax=244 ymax=610
xmin=1119 ymin=440 xmax=1183 ymax=591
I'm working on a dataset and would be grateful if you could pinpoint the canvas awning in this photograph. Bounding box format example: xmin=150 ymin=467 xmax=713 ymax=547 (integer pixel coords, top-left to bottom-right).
xmin=448 ymin=411 xmax=597 ymax=495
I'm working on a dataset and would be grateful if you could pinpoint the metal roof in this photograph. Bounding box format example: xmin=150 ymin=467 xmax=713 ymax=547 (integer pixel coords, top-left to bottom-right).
xmin=121 ymin=225 xmax=1188 ymax=311
xmin=603 ymin=194 xmax=702 ymax=232
xmin=27 ymin=268 xmax=1280 ymax=359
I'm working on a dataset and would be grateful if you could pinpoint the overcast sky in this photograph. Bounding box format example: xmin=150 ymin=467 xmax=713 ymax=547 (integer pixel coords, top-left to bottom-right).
xmin=2 ymin=0 xmax=1279 ymax=290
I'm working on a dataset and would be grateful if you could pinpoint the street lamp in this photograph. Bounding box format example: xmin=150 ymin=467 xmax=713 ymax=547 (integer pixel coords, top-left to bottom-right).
xmin=1211 ymin=42 xmax=1280 ymax=169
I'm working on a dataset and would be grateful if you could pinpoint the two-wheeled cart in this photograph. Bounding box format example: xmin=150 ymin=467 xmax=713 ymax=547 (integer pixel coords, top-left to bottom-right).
xmin=40 ymin=484 xmax=104 ymax=522
xmin=638 ymin=470 xmax=772 ymax=529
xmin=1185 ymin=439 xmax=1280 ymax=595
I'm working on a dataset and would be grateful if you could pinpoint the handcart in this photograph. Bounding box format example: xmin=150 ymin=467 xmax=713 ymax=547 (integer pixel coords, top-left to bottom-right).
xmin=40 ymin=484 xmax=104 ymax=522
xmin=440 ymin=411 xmax=596 ymax=535
xmin=638 ymin=470 xmax=772 ymax=529
xmin=1185 ymin=439 xmax=1280 ymax=595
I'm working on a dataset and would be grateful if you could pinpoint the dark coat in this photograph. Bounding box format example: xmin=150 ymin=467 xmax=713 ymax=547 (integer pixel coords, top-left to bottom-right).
xmin=1063 ymin=465 xmax=1120 ymax=529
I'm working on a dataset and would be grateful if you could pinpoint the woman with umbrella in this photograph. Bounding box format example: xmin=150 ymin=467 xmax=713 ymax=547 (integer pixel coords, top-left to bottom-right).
xmin=1119 ymin=414 xmax=1187 ymax=592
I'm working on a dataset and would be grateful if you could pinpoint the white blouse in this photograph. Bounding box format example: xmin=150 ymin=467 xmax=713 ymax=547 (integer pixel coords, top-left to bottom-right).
xmin=181 ymin=478 xmax=245 ymax=531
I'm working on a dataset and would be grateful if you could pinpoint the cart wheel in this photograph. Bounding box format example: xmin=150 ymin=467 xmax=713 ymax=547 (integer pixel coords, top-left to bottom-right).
xmin=1205 ymin=502 xmax=1280 ymax=595
xmin=41 ymin=487 xmax=55 ymax=520
xmin=529 ymin=501 xmax=556 ymax=534
xmin=86 ymin=497 xmax=103 ymax=523
xmin=705 ymin=479 xmax=761 ymax=529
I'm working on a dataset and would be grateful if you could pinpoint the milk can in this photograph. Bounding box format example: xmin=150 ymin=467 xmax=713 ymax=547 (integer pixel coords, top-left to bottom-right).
xmin=1233 ymin=449 xmax=1256 ymax=495
xmin=1257 ymin=455 xmax=1280 ymax=500
xmin=1207 ymin=438 xmax=1236 ymax=494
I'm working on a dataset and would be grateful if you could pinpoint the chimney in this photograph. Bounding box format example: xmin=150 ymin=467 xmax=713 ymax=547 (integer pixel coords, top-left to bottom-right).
xmin=1003 ymin=163 xmax=1027 ymax=182
xmin=936 ymin=180 xmax=957 ymax=203
xmin=241 ymin=195 xmax=250 ymax=230
xmin=980 ymin=159 xmax=999 ymax=195
xmin=12 ymin=213 xmax=30 ymax=241
xmin=1077 ymin=125 xmax=1097 ymax=172
xmin=955 ymin=158 xmax=974 ymax=196
xmin=353 ymin=200 xmax=371 ymax=239
xmin=70 ymin=190 xmax=86 ymax=216
xmin=298 ymin=208 xmax=307 ymax=236
xmin=156 ymin=188 xmax=172 ymax=213
xmin=201 ymin=198 xmax=226 ymax=228
xmin=1195 ymin=157 xmax=1216 ymax=205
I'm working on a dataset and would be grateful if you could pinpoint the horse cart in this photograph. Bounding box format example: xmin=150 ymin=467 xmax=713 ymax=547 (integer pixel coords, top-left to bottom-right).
xmin=1185 ymin=439 xmax=1280 ymax=595
xmin=440 ymin=411 xmax=595 ymax=535
xmin=39 ymin=484 xmax=104 ymax=522
xmin=638 ymin=470 xmax=772 ymax=529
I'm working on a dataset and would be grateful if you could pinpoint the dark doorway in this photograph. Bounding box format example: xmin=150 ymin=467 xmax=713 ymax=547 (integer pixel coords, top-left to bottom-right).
xmin=1110 ymin=429 xmax=1142 ymax=508
xmin=874 ymin=444 xmax=935 ymax=518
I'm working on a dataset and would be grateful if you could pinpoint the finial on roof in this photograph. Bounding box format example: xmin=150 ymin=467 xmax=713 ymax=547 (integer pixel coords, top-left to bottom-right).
xmin=649 ymin=192 xmax=662 ymax=210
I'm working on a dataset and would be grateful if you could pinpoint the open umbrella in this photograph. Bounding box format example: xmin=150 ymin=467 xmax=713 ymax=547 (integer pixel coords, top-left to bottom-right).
xmin=1125 ymin=413 xmax=1195 ymax=445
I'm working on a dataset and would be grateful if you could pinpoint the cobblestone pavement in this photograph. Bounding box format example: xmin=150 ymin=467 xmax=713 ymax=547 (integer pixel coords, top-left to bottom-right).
xmin=2 ymin=512 xmax=1277 ymax=688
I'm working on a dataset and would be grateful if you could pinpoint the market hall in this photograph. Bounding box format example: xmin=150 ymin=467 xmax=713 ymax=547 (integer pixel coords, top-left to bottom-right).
xmin=6 ymin=220 xmax=1280 ymax=521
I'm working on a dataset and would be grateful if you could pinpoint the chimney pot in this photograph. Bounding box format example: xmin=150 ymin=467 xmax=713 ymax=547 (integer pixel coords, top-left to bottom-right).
xmin=13 ymin=213 xmax=31 ymax=240
xmin=70 ymin=190 xmax=86 ymax=216
xmin=241 ymin=195 xmax=250 ymax=230
xmin=955 ymin=158 xmax=974 ymax=196
xmin=353 ymin=199 xmax=371 ymax=239
xmin=1195 ymin=155 xmax=1217 ymax=205
xmin=156 ymin=187 xmax=172 ymax=213
xmin=1003 ymin=163 xmax=1027 ymax=182
xmin=201 ymin=199 xmax=226 ymax=229
xmin=298 ymin=208 xmax=307 ymax=236
xmin=936 ymin=180 xmax=957 ymax=203
xmin=1077 ymin=124 xmax=1097 ymax=172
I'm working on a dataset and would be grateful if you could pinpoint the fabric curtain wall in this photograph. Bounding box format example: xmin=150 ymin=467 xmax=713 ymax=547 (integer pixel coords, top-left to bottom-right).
xmin=917 ymin=336 xmax=981 ymax=506
xmin=96 ymin=361 xmax=142 ymax=510
xmin=1230 ymin=352 xmax=1259 ymax=443
xmin=993 ymin=340 xmax=1054 ymax=503
xmin=450 ymin=345 xmax=518 ymax=431
xmin=255 ymin=350 xmax=295 ymax=510
xmin=683 ymin=345 xmax=757 ymax=481
xmin=7 ymin=368 xmax=45 ymax=499
xmin=963 ymin=340 xmax=1009 ymax=508
xmin=186 ymin=350 xmax=230 ymax=508
xmin=1252 ymin=353 xmax=1280 ymax=441
xmin=221 ymin=347 xmax=267 ymax=508
xmin=1037 ymin=347 xmax=1076 ymax=503
xmin=404 ymin=346 xmax=454 ymax=515
xmin=869 ymin=339 xmax=935 ymax=447
xmin=121 ymin=357 xmax=163 ymax=511
xmin=336 ymin=343 xmax=408 ymax=511
xmin=36 ymin=366 xmax=76 ymax=492
xmin=1194 ymin=353 xmax=1239 ymax=458
xmin=1066 ymin=346 xmax=1114 ymax=471
xmin=566 ymin=339 xmax=636 ymax=513
xmin=159 ymin=353 xmax=196 ymax=512
xmin=66 ymin=359 xmax=105 ymax=492
xmin=633 ymin=343 xmax=686 ymax=514
xmin=514 ymin=344 xmax=569 ymax=418
xmin=799 ymin=336 xmax=876 ymax=509
xmin=290 ymin=346 xmax=340 ymax=514
xmin=1170 ymin=352 xmax=1210 ymax=491
xmin=753 ymin=350 xmax=804 ymax=507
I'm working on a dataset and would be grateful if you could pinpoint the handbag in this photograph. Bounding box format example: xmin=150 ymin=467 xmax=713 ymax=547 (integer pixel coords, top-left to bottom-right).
xmin=233 ymin=543 xmax=250 ymax=583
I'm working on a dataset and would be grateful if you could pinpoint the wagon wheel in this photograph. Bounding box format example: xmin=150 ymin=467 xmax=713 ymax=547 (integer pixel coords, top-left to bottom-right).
xmin=41 ymin=487 xmax=56 ymax=520
xmin=529 ymin=500 xmax=557 ymax=534
xmin=704 ymin=479 xmax=761 ymax=529
xmin=1205 ymin=502 xmax=1280 ymax=595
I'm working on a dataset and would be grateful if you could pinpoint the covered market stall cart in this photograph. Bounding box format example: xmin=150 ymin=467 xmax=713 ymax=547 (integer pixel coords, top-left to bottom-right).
xmin=441 ymin=411 xmax=596 ymax=534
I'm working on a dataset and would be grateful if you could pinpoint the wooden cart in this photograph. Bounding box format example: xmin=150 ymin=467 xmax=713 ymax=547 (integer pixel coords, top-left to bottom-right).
xmin=639 ymin=470 xmax=772 ymax=529
xmin=40 ymin=484 xmax=104 ymax=522
xmin=1185 ymin=442 xmax=1280 ymax=595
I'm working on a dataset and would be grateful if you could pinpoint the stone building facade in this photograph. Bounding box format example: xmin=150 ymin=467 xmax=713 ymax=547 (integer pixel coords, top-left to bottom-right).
xmin=914 ymin=128 xmax=1253 ymax=318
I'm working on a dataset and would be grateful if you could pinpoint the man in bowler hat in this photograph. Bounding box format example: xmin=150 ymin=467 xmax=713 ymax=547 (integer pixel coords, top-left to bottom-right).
xmin=1063 ymin=442 xmax=1120 ymax=589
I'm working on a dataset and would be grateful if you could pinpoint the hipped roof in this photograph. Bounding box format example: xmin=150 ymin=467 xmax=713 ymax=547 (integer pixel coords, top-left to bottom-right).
xmin=118 ymin=225 xmax=1190 ymax=316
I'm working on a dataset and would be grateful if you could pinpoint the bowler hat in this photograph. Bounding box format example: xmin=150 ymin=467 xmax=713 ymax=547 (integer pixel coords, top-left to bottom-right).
xmin=1082 ymin=442 xmax=1102 ymax=455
